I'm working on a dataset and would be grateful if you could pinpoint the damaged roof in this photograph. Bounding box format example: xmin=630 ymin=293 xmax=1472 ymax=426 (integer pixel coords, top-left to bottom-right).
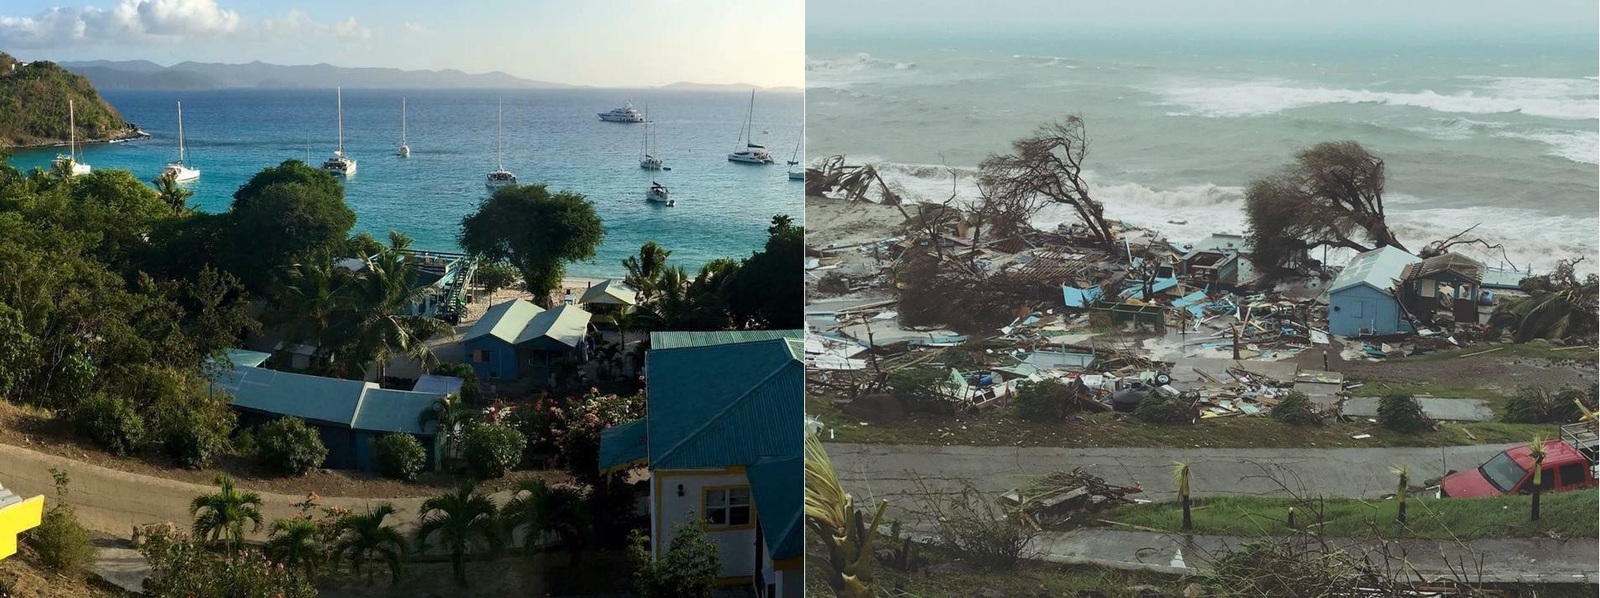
xmin=1330 ymin=246 xmax=1418 ymax=294
xmin=1402 ymin=252 xmax=1483 ymax=283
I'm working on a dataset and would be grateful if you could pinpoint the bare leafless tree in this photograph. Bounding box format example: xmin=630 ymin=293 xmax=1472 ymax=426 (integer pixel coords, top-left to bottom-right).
xmin=978 ymin=115 xmax=1116 ymax=249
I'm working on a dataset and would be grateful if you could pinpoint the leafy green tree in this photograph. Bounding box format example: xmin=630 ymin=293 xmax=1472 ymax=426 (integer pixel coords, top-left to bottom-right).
xmin=474 ymin=261 xmax=521 ymax=294
xmin=334 ymin=232 xmax=451 ymax=380
xmin=257 ymin=416 xmax=329 ymax=475
xmin=623 ymin=241 xmax=672 ymax=302
xmin=374 ymin=432 xmax=427 ymax=481
xmin=264 ymin=255 xmax=349 ymax=369
xmin=431 ymin=362 xmax=483 ymax=405
xmin=462 ymin=422 xmax=526 ymax=479
xmin=190 ymin=473 xmax=264 ymax=555
xmin=225 ymin=161 xmax=356 ymax=292
xmin=415 ymin=484 xmax=504 ymax=586
xmin=331 ymin=504 xmax=409 ymax=584
xmin=266 ymin=517 xmax=324 ymax=584
xmin=723 ymin=214 xmax=804 ymax=329
xmin=24 ymin=469 xmax=98 ymax=577
xmin=459 ymin=184 xmax=605 ymax=307
xmin=153 ymin=171 xmax=193 ymax=216
xmin=73 ymin=392 xmax=147 ymax=455
xmin=628 ymin=518 xmax=720 ymax=598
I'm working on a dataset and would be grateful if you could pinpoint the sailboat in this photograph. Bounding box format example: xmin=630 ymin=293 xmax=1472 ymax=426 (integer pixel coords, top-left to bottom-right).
xmin=485 ymin=99 xmax=517 ymax=189
xmin=160 ymin=101 xmax=200 ymax=183
xmin=53 ymin=99 xmax=91 ymax=177
xmin=397 ymin=97 xmax=411 ymax=158
xmin=322 ymin=86 xmax=357 ymax=177
xmin=786 ymin=136 xmax=803 ymax=181
xmin=728 ymin=90 xmax=774 ymax=164
xmin=639 ymin=105 xmax=665 ymax=171
xmin=646 ymin=180 xmax=673 ymax=207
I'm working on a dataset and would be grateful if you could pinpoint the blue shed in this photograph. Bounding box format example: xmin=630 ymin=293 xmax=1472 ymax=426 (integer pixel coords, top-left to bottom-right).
xmin=1327 ymin=246 xmax=1420 ymax=338
xmin=461 ymin=299 xmax=592 ymax=382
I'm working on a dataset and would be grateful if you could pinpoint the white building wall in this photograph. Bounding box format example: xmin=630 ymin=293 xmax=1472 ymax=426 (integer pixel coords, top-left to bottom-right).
xmin=654 ymin=470 xmax=758 ymax=579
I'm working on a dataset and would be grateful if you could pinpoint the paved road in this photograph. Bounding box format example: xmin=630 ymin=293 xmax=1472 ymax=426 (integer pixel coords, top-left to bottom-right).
xmin=824 ymin=442 xmax=1516 ymax=510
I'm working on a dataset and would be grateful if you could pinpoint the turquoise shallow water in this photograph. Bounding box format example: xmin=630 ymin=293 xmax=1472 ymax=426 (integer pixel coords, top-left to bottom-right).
xmin=7 ymin=88 xmax=804 ymax=277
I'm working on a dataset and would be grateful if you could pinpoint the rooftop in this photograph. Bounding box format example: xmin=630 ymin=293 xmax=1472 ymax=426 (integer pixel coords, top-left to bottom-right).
xmin=1330 ymin=246 xmax=1419 ymax=294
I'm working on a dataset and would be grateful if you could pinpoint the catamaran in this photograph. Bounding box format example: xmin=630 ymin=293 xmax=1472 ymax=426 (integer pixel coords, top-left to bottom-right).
xmin=397 ymin=97 xmax=411 ymax=158
xmin=159 ymin=101 xmax=200 ymax=183
xmin=486 ymin=99 xmax=517 ymax=190
xmin=322 ymin=87 xmax=357 ymax=177
xmin=786 ymin=136 xmax=803 ymax=181
xmin=599 ymin=101 xmax=645 ymax=123
xmin=728 ymin=90 xmax=774 ymax=164
xmin=640 ymin=106 xmax=665 ymax=171
xmin=53 ymin=99 xmax=91 ymax=177
xmin=646 ymin=181 xmax=673 ymax=206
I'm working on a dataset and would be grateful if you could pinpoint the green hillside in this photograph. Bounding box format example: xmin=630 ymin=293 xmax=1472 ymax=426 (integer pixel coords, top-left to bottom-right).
xmin=0 ymin=52 xmax=139 ymax=148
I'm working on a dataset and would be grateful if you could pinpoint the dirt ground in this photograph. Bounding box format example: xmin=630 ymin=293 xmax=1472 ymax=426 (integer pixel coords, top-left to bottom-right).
xmin=0 ymin=546 xmax=128 ymax=598
xmin=806 ymin=195 xmax=905 ymax=248
xmin=1292 ymin=338 xmax=1599 ymax=392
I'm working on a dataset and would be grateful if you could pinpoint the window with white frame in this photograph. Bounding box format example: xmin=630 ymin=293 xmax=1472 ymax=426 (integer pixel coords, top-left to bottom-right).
xmin=704 ymin=486 xmax=752 ymax=527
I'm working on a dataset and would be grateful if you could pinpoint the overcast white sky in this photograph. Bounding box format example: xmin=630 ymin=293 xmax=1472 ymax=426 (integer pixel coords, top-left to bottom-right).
xmin=2 ymin=0 xmax=804 ymax=87
xmin=808 ymin=0 xmax=1599 ymax=40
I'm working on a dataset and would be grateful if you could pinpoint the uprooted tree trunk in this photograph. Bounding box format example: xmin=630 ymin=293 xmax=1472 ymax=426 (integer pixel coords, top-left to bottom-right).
xmin=978 ymin=115 xmax=1116 ymax=250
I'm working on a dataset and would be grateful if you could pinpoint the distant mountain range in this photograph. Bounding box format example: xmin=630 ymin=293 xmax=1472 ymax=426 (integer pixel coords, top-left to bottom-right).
xmin=54 ymin=59 xmax=802 ymax=92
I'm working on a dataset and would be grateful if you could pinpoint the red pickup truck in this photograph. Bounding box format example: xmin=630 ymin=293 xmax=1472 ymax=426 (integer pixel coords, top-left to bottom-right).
xmin=1439 ymin=427 xmax=1599 ymax=498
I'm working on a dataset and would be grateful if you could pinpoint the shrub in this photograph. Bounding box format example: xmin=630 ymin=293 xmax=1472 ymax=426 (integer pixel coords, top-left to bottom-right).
xmin=140 ymin=533 xmax=315 ymax=598
xmin=1504 ymin=385 xmax=1597 ymax=424
xmin=1013 ymin=379 xmax=1074 ymax=422
xmin=475 ymin=262 xmax=521 ymax=294
xmin=887 ymin=366 xmax=957 ymax=415
xmin=159 ymin=400 xmax=236 ymax=469
xmin=257 ymin=417 xmax=329 ymax=475
xmin=232 ymin=428 xmax=259 ymax=459
xmin=24 ymin=469 xmax=97 ymax=578
xmin=462 ymin=423 xmax=526 ymax=479
xmin=374 ymin=433 xmax=427 ymax=481
xmin=815 ymin=271 xmax=850 ymax=295
xmin=431 ymin=362 xmax=482 ymax=405
xmin=1134 ymin=391 xmax=1197 ymax=425
xmin=628 ymin=519 xmax=720 ymax=598
xmin=73 ymin=392 xmax=146 ymax=456
xmin=1377 ymin=395 xmax=1428 ymax=433
xmin=1270 ymin=392 xmax=1322 ymax=426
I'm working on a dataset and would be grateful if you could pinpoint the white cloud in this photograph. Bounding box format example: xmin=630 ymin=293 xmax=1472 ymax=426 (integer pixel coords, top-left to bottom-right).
xmin=402 ymin=22 xmax=434 ymax=37
xmin=0 ymin=1 xmax=367 ymax=48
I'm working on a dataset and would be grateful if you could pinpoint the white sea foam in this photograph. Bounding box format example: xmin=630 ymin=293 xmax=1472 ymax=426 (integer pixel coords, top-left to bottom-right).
xmin=805 ymin=53 xmax=915 ymax=73
xmin=861 ymin=159 xmax=1596 ymax=274
xmin=1493 ymin=129 xmax=1600 ymax=165
xmin=1155 ymin=77 xmax=1599 ymax=121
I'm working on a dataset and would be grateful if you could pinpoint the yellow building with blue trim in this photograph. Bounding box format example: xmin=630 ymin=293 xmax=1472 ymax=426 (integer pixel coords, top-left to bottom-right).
xmin=0 ymin=481 xmax=45 ymax=561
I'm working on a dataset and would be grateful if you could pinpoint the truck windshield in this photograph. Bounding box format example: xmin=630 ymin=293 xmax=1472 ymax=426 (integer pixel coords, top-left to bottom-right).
xmin=1480 ymin=452 xmax=1528 ymax=494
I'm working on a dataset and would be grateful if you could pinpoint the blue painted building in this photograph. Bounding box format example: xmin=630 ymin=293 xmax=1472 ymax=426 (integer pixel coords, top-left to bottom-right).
xmin=1327 ymin=246 xmax=1421 ymax=338
xmin=461 ymin=299 xmax=592 ymax=381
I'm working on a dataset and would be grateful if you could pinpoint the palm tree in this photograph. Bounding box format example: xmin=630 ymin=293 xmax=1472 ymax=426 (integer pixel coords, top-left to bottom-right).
xmin=418 ymin=393 xmax=471 ymax=458
xmin=502 ymin=478 xmax=589 ymax=565
xmin=1173 ymin=460 xmax=1192 ymax=531
xmin=267 ymin=517 xmax=324 ymax=583
xmin=623 ymin=241 xmax=672 ymax=303
xmin=1528 ymin=435 xmax=1547 ymax=522
xmin=190 ymin=473 xmax=264 ymax=555
xmin=1390 ymin=465 xmax=1409 ymax=525
xmin=640 ymin=265 xmax=693 ymax=330
xmin=805 ymin=433 xmax=885 ymax=598
xmin=1489 ymin=258 xmax=1598 ymax=342
xmin=266 ymin=254 xmax=351 ymax=369
xmin=338 ymin=232 xmax=452 ymax=381
xmin=329 ymin=503 xmax=408 ymax=584
xmin=415 ymin=483 xmax=503 ymax=586
xmin=153 ymin=171 xmax=193 ymax=216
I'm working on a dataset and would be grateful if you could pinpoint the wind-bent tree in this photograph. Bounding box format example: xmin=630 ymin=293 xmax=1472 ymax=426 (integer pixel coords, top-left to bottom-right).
xmin=459 ymin=184 xmax=605 ymax=307
xmin=330 ymin=504 xmax=408 ymax=583
xmin=978 ymin=116 xmax=1115 ymax=249
xmin=623 ymin=241 xmax=672 ymax=303
xmin=415 ymin=484 xmax=503 ymax=586
xmin=154 ymin=172 xmax=193 ymax=216
xmin=266 ymin=517 xmax=324 ymax=583
xmin=336 ymin=232 xmax=451 ymax=380
xmin=190 ymin=473 xmax=264 ymax=555
xmin=1244 ymin=141 xmax=1408 ymax=279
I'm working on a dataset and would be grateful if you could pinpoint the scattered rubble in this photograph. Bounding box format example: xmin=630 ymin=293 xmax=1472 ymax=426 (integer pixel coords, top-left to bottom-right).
xmin=999 ymin=469 xmax=1143 ymax=530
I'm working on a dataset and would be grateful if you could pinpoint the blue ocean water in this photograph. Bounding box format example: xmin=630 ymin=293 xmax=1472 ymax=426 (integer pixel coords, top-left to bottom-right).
xmin=7 ymin=88 xmax=804 ymax=278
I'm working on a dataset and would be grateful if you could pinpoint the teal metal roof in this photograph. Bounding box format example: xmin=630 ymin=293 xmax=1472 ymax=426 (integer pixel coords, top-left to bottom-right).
xmin=463 ymin=299 xmax=544 ymax=344
xmin=1331 ymin=246 xmax=1418 ymax=294
xmin=598 ymin=419 xmax=648 ymax=472
xmin=514 ymin=304 xmax=592 ymax=348
xmin=747 ymin=455 xmax=802 ymax=561
xmin=579 ymin=279 xmax=638 ymax=306
xmin=649 ymin=329 xmax=803 ymax=350
xmin=210 ymin=366 xmax=447 ymax=435
xmin=645 ymin=335 xmax=803 ymax=470
xmin=224 ymin=348 xmax=273 ymax=368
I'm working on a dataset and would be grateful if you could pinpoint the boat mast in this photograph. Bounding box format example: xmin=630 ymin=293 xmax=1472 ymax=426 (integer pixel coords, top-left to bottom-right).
xmin=68 ymin=99 xmax=76 ymax=162
xmin=496 ymin=98 xmax=504 ymax=170
xmin=744 ymin=90 xmax=755 ymax=148
xmin=336 ymin=86 xmax=344 ymax=155
xmin=176 ymin=101 xmax=186 ymax=165
xmin=642 ymin=105 xmax=650 ymax=160
xmin=401 ymin=97 xmax=407 ymax=145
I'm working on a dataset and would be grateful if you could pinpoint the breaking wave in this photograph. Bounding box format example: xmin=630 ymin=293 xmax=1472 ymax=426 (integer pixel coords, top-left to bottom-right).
xmin=1155 ymin=77 xmax=1599 ymax=120
xmin=805 ymin=53 xmax=916 ymax=73
xmin=1493 ymin=129 xmax=1600 ymax=165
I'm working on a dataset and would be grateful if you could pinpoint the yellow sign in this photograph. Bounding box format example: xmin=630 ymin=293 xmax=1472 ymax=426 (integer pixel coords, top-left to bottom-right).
xmin=0 ymin=493 xmax=46 ymax=561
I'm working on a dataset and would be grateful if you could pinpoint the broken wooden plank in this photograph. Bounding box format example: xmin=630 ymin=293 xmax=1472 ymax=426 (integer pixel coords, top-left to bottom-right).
xmin=1458 ymin=347 xmax=1504 ymax=358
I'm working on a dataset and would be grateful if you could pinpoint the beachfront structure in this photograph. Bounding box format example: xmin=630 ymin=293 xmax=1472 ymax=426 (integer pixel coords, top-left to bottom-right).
xmin=460 ymin=299 xmax=591 ymax=382
xmin=1398 ymin=252 xmax=1492 ymax=326
xmin=578 ymin=279 xmax=639 ymax=312
xmin=209 ymin=364 xmax=453 ymax=471
xmin=598 ymin=330 xmax=804 ymax=597
xmin=0 ymin=482 xmax=44 ymax=562
xmin=1327 ymin=246 xmax=1421 ymax=337
xmin=1176 ymin=233 xmax=1258 ymax=290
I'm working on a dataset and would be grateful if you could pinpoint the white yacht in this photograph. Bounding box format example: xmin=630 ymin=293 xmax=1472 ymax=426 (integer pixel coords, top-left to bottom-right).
xmin=639 ymin=106 xmax=665 ymax=171
xmin=486 ymin=99 xmax=517 ymax=190
xmin=322 ymin=87 xmax=357 ymax=177
xmin=159 ymin=101 xmax=200 ymax=183
xmin=53 ymin=99 xmax=91 ymax=177
xmin=397 ymin=97 xmax=411 ymax=158
xmin=786 ymin=136 xmax=803 ymax=181
xmin=599 ymin=101 xmax=645 ymax=123
xmin=728 ymin=90 xmax=774 ymax=164
xmin=647 ymin=181 xmax=673 ymax=206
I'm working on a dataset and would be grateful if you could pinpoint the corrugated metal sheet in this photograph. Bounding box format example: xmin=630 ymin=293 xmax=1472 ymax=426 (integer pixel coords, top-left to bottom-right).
xmin=214 ymin=366 xmax=366 ymax=426
xmin=598 ymin=419 xmax=648 ymax=472
xmin=747 ymin=455 xmax=802 ymax=561
xmin=411 ymin=374 xmax=463 ymax=395
xmin=463 ymin=299 xmax=544 ymax=344
xmin=514 ymin=304 xmax=591 ymax=348
xmin=649 ymin=329 xmax=802 ymax=350
xmin=1331 ymin=246 xmax=1418 ymax=294
xmin=645 ymin=337 xmax=802 ymax=470
xmin=352 ymin=388 xmax=442 ymax=434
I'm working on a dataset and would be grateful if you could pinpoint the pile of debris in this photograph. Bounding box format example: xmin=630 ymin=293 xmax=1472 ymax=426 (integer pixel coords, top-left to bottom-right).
xmin=999 ymin=468 xmax=1143 ymax=530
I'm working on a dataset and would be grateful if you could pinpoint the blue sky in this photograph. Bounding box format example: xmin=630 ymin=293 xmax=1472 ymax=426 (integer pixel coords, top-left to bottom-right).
xmin=1 ymin=0 xmax=804 ymax=87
